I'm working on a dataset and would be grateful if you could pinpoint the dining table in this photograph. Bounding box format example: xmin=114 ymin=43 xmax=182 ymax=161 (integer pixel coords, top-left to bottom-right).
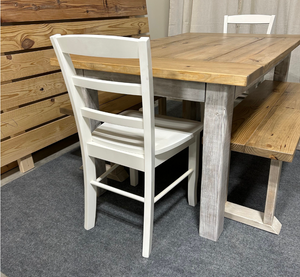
xmin=50 ymin=32 xmax=300 ymax=242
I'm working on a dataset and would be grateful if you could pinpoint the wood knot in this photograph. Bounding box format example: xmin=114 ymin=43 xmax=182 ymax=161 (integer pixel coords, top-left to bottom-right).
xmin=51 ymin=98 xmax=55 ymax=102
xmin=6 ymin=55 xmax=12 ymax=60
xmin=269 ymin=155 xmax=278 ymax=160
xmin=22 ymin=38 xmax=35 ymax=50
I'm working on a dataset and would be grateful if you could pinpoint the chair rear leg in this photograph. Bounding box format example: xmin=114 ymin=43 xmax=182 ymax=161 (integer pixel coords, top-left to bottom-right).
xmin=263 ymin=160 xmax=283 ymax=225
xmin=130 ymin=168 xmax=139 ymax=187
xmin=188 ymin=134 xmax=200 ymax=206
xmin=142 ymin=168 xmax=155 ymax=258
xmin=84 ymin=155 xmax=98 ymax=230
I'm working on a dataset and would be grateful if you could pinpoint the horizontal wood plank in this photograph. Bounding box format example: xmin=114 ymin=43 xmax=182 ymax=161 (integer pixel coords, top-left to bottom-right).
xmin=1 ymin=93 xmax=70 ymax=139
xmin=1 ymin=17 xmax=149 ymax=52
xmin=50 ymin=55 xmax=263 ymax=87
xmin=1 ymin=0 xmax=147 ymax=23
xmin=1 ymin=72 xmax=66 ymax=110
xmin=1 ymin=49 xmax=58 ymax=82
xmin=49 ymin=33 xmax=300 ymax=86
xmin=1 ymin=116 xmax=77 ymax=166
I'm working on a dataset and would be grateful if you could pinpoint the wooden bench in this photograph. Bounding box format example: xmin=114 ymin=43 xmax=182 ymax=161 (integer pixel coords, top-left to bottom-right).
xmin=225 ymin=80 xmax=300 ymax=234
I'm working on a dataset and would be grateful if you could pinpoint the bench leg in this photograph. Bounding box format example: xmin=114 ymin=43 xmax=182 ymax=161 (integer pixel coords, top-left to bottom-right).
xmin=264 ymin=160 xmax=282 ymax=225
xmin=224 ymin=159 xmax=283 ymax=235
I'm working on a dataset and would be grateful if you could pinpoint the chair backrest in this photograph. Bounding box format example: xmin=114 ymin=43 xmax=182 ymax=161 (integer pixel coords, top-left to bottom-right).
xmin=50 ymin=34 xmax=154 ymax=160
xmin=223 ymin=14 xmax=275 ymax=34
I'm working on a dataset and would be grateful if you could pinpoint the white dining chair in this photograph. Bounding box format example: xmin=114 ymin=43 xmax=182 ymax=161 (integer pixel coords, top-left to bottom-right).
xmin=50 ymin=34 xmax=203 ymax=258
xmin=223 ymin=14 xmax=276 ymax=102
xmin=223 ymin=14 xmax=275 ymax=34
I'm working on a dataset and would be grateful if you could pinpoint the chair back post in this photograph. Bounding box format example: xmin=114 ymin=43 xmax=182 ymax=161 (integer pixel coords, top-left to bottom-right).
xmin=138 ymin=37 xmax=155 ymax=174
xmin=50 ymin=34 xmax=94 ymax=157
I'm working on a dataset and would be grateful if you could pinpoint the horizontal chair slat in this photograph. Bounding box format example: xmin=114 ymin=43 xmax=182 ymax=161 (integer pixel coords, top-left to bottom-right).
xmin=81 ymin=107 xmax=143 ymax=129
xmin=56 ymin=35 xmax=140 ymax=59
xmin=73 ymin=76 xmax=141 ymax=96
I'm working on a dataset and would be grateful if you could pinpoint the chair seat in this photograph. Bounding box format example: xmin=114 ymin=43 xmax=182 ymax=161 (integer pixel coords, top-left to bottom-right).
xmin=91 ymin=110 xmax=202 ymax=157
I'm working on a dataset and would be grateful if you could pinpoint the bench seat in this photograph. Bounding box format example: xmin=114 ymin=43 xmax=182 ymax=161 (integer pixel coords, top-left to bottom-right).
xmin=225 ymin=80 xmax=300 ymax=234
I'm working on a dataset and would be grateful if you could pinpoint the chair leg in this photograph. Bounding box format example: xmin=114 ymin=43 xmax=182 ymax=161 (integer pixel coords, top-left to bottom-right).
xmin=129 ymin=168 xmax=139 ymax=187
xmin=142 ymin=168 xmax=155 ymax=258
xmin=188 ymin=134 xmax=200 ymax=206
xmin=263 ymin=160 xmax=282 ymax=225
xmin=83 ymin=155 xmax=98 ymax=230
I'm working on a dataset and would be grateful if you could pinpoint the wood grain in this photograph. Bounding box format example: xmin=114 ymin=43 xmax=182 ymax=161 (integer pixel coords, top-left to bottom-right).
xmin=1 ymin=93 xmax=70 ymax=139
xmin=50 ymin=55 xmax=263 ymax=86
xmin=200 ymin=84 xmax=235 ymax=241
xmin=1 ymin=72 xmax=66 ymax=110
xmin=1 ymin=49 xmax=57 ymax=82
xmin=1 ymin=116 xmax=77 ymax=166
xmin=1 ymin=17 xmax=149 ymax=52
xmin=245 ymin=82 xmax=300 ymax=162
xmin=231 ymin=81 xmax=300 ymax=162
xmin=1 ymin=0 xmax=147 ymax=23
xmin=231 ymin=81 xmax=289 ymax=153
xmin=50 ymin=33 xmax=300 ymax=86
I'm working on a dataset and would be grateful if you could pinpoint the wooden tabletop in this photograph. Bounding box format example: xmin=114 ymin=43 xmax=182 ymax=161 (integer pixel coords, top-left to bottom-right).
xmin=50 ymin=33 xmax=300 ymax=87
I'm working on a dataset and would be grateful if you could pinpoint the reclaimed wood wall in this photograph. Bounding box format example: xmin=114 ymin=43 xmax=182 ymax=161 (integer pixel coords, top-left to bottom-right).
xmin=1 ymin=0 xmax=149 ymax=172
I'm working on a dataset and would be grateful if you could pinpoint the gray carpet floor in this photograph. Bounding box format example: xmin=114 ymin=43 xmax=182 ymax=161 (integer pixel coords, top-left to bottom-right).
xmin=1 ymin=101 xmax=300 ymax=277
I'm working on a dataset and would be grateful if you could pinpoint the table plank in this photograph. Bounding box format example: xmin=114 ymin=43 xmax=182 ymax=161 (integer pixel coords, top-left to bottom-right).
xmin=50 ymin=33 xmax=300 ymax=87
xmin=50 ymin=55 xmax=263 ymax=86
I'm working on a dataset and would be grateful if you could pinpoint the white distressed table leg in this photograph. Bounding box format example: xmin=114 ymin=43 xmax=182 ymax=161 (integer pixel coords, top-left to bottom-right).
xmin=200 ymin=84 xmax=235 ymax=241
xmin=274 ymin=53 xmax=291 ymax=82
xmin=263 ymin=160 xmax=282 ymax=225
